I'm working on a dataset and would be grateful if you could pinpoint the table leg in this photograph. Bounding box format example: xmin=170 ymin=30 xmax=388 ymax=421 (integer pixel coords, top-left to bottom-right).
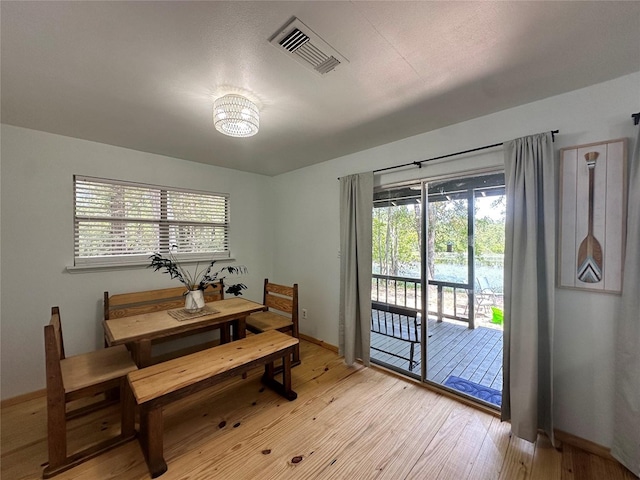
xmin=220 ymin=325 xmax=231 ymax=344
xmin=236 ymin=316 xmax=246 ymax=340
xmin=130 ymin=339 xmax=152 ymax=368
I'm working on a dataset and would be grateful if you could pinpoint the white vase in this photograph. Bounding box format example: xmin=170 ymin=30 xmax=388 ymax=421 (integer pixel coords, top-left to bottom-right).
xmin=185 ymin=289 xmax=205 ymax=313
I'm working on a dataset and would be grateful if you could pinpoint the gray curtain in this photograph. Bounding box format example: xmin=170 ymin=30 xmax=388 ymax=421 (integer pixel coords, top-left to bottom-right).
xmin=339 ymin=172 xmax=373 ymax=366
xmin=502 ymin=132 xmax=556 ymax=444
xmin=611 ymin=126 xmax=640 ymax=477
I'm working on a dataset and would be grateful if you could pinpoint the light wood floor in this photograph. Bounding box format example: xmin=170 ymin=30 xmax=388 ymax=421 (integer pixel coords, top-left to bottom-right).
xmin=1 ymin=340 xmax=635 ymax=480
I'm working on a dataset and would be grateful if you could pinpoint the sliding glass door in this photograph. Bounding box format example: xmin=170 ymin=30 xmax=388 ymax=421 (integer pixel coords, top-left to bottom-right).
xmin=371 ymin=171 xmax=505 ymax=408
xmin=372 ymin=185 xmax=423 ymax=379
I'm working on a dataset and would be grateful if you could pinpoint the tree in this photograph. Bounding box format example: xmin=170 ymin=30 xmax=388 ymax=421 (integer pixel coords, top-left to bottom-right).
xmin=372 ymin=203 xmax=420 ymax=276
xmin=475 ymin=196 xmax=506 ymax=255
xmin=374 ymin=193 xmax=505 ymax=279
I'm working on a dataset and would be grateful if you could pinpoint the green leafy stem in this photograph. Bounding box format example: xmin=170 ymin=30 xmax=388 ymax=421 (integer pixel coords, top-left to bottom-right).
xmin=148 ymin=250 xmax=247 ymax=296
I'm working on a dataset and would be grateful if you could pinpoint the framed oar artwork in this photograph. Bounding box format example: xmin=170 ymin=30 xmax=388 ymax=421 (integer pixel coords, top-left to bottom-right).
xmin=558 ymin=138 xmax=627 ymax=293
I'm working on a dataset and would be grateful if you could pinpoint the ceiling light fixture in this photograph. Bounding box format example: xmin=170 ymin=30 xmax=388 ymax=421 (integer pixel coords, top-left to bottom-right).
xmin=213 ymin=94 xmax=259 ymax=137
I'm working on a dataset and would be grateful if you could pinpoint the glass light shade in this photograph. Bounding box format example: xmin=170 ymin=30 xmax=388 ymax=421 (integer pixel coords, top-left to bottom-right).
xmin=213 ymin=94 xmax=259 ymax=137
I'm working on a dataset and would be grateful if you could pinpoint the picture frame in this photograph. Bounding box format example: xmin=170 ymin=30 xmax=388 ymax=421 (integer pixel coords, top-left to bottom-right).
xmin=558 ymin=138 xmax=627 ymax=293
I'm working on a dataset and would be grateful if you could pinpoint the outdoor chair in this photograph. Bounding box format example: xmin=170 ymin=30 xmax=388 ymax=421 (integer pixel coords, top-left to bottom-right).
xmin=246 ymin=279 xmax=300 ymax=366
xmin=43 ymin=306 xmax=138 ymax=478
xmin=474 ymin=276 xmax=497 ymax=315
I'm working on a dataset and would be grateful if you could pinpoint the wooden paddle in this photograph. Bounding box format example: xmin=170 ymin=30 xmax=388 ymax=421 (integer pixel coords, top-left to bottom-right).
xmin=576 ymin=152 xmax=603 ymax=283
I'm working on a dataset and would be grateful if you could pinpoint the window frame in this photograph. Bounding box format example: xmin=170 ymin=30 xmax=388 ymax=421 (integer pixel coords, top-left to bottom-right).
xmin=73 ymin=175 xmax=231 ymax=268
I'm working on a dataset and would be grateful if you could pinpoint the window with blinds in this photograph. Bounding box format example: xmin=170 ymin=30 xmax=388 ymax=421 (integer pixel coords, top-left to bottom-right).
xmin=74 ymin=176 xmax=230 ymax=266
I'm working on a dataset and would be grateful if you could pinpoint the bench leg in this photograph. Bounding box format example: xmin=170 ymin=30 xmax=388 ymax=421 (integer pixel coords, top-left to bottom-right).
xmin=121 ymin=378 xmax=136 ymax=439
xmin=261 ymin=347 xmax=297 ymax=401
xmin=140 ymin=406 xmax=167 ymax=478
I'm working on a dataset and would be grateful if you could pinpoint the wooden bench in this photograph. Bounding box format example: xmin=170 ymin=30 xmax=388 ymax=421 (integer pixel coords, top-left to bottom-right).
xmin=104 ymin=283 xmax=224 ymax=320
xmin=127 ymin=330 xmax=299 ymax=478
xmin=371 ymin=301 xmax=421 ymax=371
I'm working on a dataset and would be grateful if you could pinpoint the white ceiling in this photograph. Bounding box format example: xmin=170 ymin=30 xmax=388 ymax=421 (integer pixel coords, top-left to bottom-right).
xmin=2 ymin=1 xmax=639 ymax=176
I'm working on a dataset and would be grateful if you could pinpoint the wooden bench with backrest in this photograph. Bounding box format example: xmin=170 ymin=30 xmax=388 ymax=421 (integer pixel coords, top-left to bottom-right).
xmin=104 ymin=282 xmax=226 ymax=364
xmin=127 ymin=329 xmax=299 ymax=478
xmin=43 ymin=306 xmax=138 ymax=478
xmin=370 ymin=301 xmax=421 ymax=372
xmin=246 ymin=279 xmax=300 ymax=366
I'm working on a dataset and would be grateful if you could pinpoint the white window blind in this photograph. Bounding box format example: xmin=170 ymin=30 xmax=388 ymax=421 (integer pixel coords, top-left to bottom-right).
xmin=74 ymin=176 xmax=230 ymax=266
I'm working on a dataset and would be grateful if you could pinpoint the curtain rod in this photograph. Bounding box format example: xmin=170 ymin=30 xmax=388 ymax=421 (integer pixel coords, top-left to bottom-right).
xmin=372 ymin=129 xmax=559 ymax=175
xmin=633 ymin=112 xmax=640 ymax=125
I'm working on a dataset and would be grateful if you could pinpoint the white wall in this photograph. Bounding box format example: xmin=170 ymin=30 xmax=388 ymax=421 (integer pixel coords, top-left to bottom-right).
xmin=271 ymin=72 xmax=640 ymax=449
xmin=0 ymin=126 xmax=273 ymax=399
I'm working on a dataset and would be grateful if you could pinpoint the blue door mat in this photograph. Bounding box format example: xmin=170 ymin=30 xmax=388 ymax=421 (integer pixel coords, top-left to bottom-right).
xmin=443 ymin=376 xmax=502 ymax=407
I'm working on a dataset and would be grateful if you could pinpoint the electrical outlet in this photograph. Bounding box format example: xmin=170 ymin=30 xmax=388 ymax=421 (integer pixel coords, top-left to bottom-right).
xmin=302 ymin=309 xmax=308 ymax=319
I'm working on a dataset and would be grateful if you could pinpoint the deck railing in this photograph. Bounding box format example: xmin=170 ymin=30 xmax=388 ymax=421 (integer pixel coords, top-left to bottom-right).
xmin=371 ymin=274 xmax=475 ymax=327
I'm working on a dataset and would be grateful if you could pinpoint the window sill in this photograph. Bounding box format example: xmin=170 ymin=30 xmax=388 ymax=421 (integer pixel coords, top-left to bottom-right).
xmin=66 ymin=257 xmax=237 ymax=274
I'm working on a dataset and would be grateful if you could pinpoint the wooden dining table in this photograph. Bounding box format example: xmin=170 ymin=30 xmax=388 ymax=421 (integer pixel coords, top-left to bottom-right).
xmin=103 ymin=297 xmax=266 ymax=367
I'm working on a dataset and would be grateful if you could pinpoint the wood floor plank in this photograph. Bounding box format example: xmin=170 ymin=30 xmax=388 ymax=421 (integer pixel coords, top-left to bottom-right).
xmin=589 ymin=451 xmax=637 ymax=480
xmin=530 ymin=434 xmax=562 ymax=480
xmin=307 ymin=383 xmax=445 ymax=479
xmin=436 ymin=329 xmax=493 ymax=384
xmin=567 ymin=444 xmax=593 ymax=480
xmin=404 ymin=404 xmax=476 ymax=478
xmin=429 ymin=331 xmax=490 ymax=383
xmin=370 ymin=395 xmax=455 ymax=480
xmin=435 ymin=408 xmax=493 ymax=479
xmin=264 ymin=379 xmax=422 ymax=479
xmin=499 ymin=433 xmax=536 ymax=480
xmin=561 ymin=442 xmax=576 ymax=480
xmin=467 ymin=416 xmax=512 ymax=480
xmin=466 ymin=332 xmax=501 ymax=383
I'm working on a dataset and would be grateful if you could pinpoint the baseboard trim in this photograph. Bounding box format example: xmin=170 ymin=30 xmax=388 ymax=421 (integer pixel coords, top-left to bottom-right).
xmin=554 ymin=428 xmax=616 ymax=462
xmin=1 ymin=388 xmax=46 ymax=407
xmin=299 ymin=333 xmax=339 ymax=353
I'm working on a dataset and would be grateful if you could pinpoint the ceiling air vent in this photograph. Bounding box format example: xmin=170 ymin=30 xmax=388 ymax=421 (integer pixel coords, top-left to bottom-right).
xmin=270 ymin=17 xmax=348 ymax=76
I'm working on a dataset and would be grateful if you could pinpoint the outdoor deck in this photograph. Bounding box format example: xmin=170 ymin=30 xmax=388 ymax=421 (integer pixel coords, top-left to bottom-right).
xmin=371 ymin=316 xmax=503 ymax=392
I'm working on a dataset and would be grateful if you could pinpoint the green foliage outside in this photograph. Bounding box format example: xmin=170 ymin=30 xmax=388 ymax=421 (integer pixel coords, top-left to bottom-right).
xmin=491 ymin=306 xmax=504 ymax=325
xmin=430 ymin=197 xmax=505 ymax=255
xmin=373 ymin=195 xmax=506 ymax=277
xmin=373 ymin=203 xmax=420 ymax=276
